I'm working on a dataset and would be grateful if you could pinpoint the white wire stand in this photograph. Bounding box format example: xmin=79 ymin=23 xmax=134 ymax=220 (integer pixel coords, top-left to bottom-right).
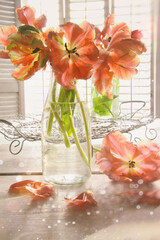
xmin=0 ymin=101 xmax=157 ymax=155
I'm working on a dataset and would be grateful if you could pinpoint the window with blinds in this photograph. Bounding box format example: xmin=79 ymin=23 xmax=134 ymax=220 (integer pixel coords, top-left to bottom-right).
xmin=113 ymin=0 xmax=153 ymax=117
xmin=0 ymin=0 xmax=23 ymax=119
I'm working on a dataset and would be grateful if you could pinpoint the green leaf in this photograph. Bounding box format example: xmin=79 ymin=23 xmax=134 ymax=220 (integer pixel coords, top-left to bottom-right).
xmin=61 ymin=114 xmax=73 ymax=136
xmin=58 ymin=87 xmax=75 ymax=103
xmin=18 ymin=25 xmax=40 ymax=34
xmin=31 ymin=38 xmax=44 ymax=49
xmin=49 ymin=32 xmax=64 ymax=46
xmin=92 ymin=77 xmax=119 ymax=117
xmin=39 ymin=51 xmax=48 ymax=68
xmin=8 ymin=33 xmax=23 ymax=43
xmin=6 ymin=43 xmax=16 ymax=50
xmin=92 ymin=94 xmax=118 ymax=116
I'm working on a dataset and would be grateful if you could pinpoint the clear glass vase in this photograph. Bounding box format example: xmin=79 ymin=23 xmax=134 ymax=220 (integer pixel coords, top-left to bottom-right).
xmin=41 ymin=79 xmax=91 ymax=185
xmin=91 ymin=77 xmax=119 ymax=120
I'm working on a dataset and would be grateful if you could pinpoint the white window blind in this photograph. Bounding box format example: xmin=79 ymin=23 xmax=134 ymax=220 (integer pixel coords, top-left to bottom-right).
xmin=113 ymin=0 xmax=153 ymax=117
xmin=0 ymin=0 xmax=23 ymax=120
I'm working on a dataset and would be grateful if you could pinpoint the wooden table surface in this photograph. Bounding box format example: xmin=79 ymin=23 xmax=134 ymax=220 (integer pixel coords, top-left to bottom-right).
xmin=1 ymin=173 xmax=160 ymax=240
xmin=1 ymin=120 xmax=160 ymax=240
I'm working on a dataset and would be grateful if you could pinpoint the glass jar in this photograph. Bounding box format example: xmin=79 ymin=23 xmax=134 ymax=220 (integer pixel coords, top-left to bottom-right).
xmin=41 ymin=78 xmax=91 ymax=185
xmin=91 ymin=77 xmax=119 ymax=120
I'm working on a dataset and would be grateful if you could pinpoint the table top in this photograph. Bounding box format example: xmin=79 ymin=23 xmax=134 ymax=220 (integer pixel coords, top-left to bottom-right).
xmin=1 ymin=174 xmax=160 ymax=240
xmin=1 ymin=119 xmax=160 ymax=240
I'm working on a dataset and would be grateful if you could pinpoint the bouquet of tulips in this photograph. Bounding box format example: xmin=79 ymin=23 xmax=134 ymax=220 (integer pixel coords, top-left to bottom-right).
xmin=0 ymin=6 xmax=146 ymax=166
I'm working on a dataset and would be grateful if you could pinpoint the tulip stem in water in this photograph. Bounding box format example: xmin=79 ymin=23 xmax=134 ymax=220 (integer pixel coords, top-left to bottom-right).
xmin=64 ymin=90 xmax=90 ymax=166
xmin=46 ymin=77 xmax=71 ymax=148
xmin=74 ymin=86 xmax=91 ymax=166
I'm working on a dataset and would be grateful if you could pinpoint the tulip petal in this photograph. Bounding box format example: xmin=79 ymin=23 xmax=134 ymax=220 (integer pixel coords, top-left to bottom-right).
xmin=9 ymin=180 xmax=54 ymax=201
xmin=101 ymin=14 xmax=115 ymax=38
xmin=78 ymin=41 xmax=99 ymax=63
xmin=123 ymin=190 xmax=160 ymax=205
xmin=16 ymin=6 xmax=35 ymax=26
xmin=92 ymin=50 xmax=114 ymax=98
xmin=72 ymin=57 xmax=93 ymax=79
xmin=12 ymin=62 xmax=39 ymax=81
xmin=65 ymin=191 xmax=97 ymax=209
xmin=9 ymin=48 xmax=35 ymax=66
xmin=131 ymin=30 xmax=143 ymax=40
xmin=9 ymin=180 xmax=35 ymax=194
xmin=110 ymin=38 xmax=147 ymax=55
xmin=103 ymin=131 xmax=136 ymax=159
xmin=93 ymin=64 xmax=114 ymax=97
xmin=108 ymin=51 xmax=139 ymax=79
xmin=77 ymin=21 xmax=96 ymax=46
xmin=109 ymin=22 xmax=129 ymax=39
xmin=34 ymin=14 xmax=47 ymax=30
xmin=137 ymin=140 xmax=160 ymax=155
xmin=0 ymin=25 xmax=17 ymax=45
xmin=61 ymin=22 xmax=83 ymax=46
xmin=95 ymin=149 xmax=114 ymax=175
xmin=107 ymin=30 xmax=130 ymax=49
xmin=55 ymin=67 xmax=75 ymax=89
xmin=0 ymin=50 xmax=9 ymax=58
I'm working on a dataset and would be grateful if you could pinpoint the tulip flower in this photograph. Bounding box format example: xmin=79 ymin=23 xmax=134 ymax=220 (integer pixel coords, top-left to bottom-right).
xmin=96 ymin=131 xmax=160 ymax=183
xmin=92 ymin=14 xmax=147 ymax=99
xmin=47 ymin=21 xmax=99 ymax=89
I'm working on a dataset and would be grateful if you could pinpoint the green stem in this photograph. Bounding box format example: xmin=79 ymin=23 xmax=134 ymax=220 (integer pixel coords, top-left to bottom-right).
xmin=46 ymin=76 xmax=71 ymax=148
xmin=93 ymin=147 xmax=101 ymax=153
xmin=50 ymin=102 xmax=70 ymax=148
xmin=74 ymin=86 xmax=91 ymax=165
xmin=64 ymin=90 xmax=90 ymax=166
xmin=105 ymin=104 xmax=115 ymax=118
xmin=46 ymin=77 xmax=57 ymax=136
xmin=46 ymin=112 xmax=54 ymax=136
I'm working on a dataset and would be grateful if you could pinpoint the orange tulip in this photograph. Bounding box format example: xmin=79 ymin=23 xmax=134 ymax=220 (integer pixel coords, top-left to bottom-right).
xmin=0 ymin=6 xmax=49 ymax=80
xmin=5 ymin=28 xmax=49 ymax=80
xmin=92 ymin=14 xmax=146 ymax=98
xmin=47 ymin=22 xmax=99 ymax=89
xmin=9 ymin=180 xmax=54 ymax=201
xmin=95 ymin=131 xmax=160 ymax=183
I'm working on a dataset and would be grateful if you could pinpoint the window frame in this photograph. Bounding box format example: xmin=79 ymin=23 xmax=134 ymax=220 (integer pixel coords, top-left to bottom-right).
xmin=15 ymin=0 xmax=25 ymax=118
xmin=154 ymin=0 xmax=160 ymax=117
xmin=0 ymin=0 xmax=24 ymax=119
